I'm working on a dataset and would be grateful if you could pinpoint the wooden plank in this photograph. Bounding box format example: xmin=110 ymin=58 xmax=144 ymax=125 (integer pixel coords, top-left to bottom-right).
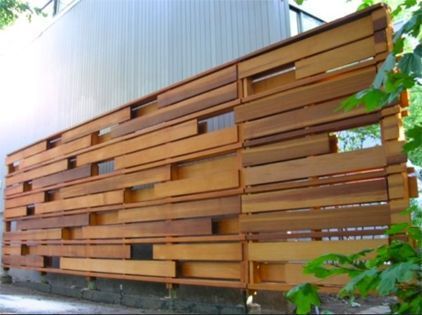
xmin=6 ymin=159 xmax=69 ymax=186
xmin=180 ymin=262 xmax=241 ymax=280
xmin=77 ymin=120 xmax=198 ymax=166
xmin=32 ymin=164 xmax=92 ymax=189
xmin=61 ymin=107 xmax=131 ymax=143
xmin=154 ymin=170 xmax=239 ymax=197
xmin=244 ymin=146 xmax=388 ymax=186
xmin=4 ymin=228 xmax=66 ymax=241
xmin=244 ymin=111 xmax=381 ymax=148
xmin=60 ymin=257 xmax=176 ymax=277
xmin=2 ymin=246 xmax=23 ymax=255
xmin=235 ymin=67 xmax=375 ymax=123
xmin=4 ymin=206 xmax=27 ymax=219
xmin=283 ymin=263 xmax=348 ymax=286
xmin=242 ymin=97 xmax=368 ymax=140
xmin=153 ymin=243 xmax=242 ymax=261
xmin=61 ymin=166 xmax=171 ymax=199
xmin=388 ymin=173 xmax=408 ymax=200
xmin=6 ymin=141 xmax=47 ymax=165
xmin=115 ymin=127 xmax=238 ymax=169
xmin=158 ymin=66 xmax=237 ymax=107
xmin=82 ymin=218 xmax=212 ymax=239
xmin=239 ymin=204 xmax=390 ymax=233
xmin=295 ymin=36 xmax=376 ymax=79
xmin=258 ymin=263 xmax=285 ymax=282
xmin=4 ymin=183 xmax=24 ymax=196
xmin=16 ymin=213 xmax=90 ymax=230
xmin=242 ymin=134 xmax=332 ymax=166
xmin=5 ymin=192 xmax=45 ymax=209
xmin=28 ymin=245 xmax=130 ymax=259
xmin=238 ymin=15 xmax=374 ymax=78
xmin=21 ymin=135 xmax=92 ymax=168
xmin=242 ymin=179 xmax=388 ymax=213
xmin=248 ymin=239 xmax=387 ymax=261
xmin=35 ymin=190 xmax=123 ymax=214
xmin=246 ymin=169 xmax=386 ymax=194
xmin=2 ymin=255 xmax=44 ymax=267
xmin=112 ymin=83 xmax=237 ymax=138
xmin=118 ymin=196 xmax=240 ymax=223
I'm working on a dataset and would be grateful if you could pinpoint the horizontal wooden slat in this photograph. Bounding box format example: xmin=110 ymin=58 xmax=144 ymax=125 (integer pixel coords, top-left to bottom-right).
xmin=244 ymin=146 xmax=388 ymax=186
xmin=21 ymin=135 xmax=92 ymax=168
xmin=5 ymin=192 xmax=45 ymax=209
xmin=61 ymin=166 xmax=171 ymax=199
xmin=60 ymin=258 xmax=176 ymax=277
xmin=239 ymin=204 xmax=390 ymax=233
xmin=235 ymin=67 xmax=375 ymax=123
xmin=4 ymin=228 xmax=66 ymax=241
xmin=28 ymin=245 xmax=130 ymax=259
xmin=112 ymin=83 xmax=237 ymax=138
xmin=248 ymin=239 xmax=387 ymax=261
xmin=6 ymin=141 xmax=47 ymax=165
xmin=62 ymin=107 xmax=131 ymax=143
xmin=295 ymin=36 xmax=376 ymax=79
xmin=4 ymin=206 xmax=27 ymax=219
xmin=2 ymin=255 xmax=44 ymax=268
xmin=77 ymin=120 xmax=198 ymax=166
xmin=115 ymin=126 xmax=238 ymax=169
xmin=35 ymin=190 xmax=124 ymax=214
xmin=238 ymin=14 xmax=374 ymax=78
xmin=242 ymin=179 xmax=388 ymax=213
xmin=244 ymin=111 xmax=382 ymax=148
xmin=6 ymin=159 xmax=69 ymax=186
xmin=32 ymin=164 xmax=93 ymax=189
xmin=16 ymin=213 xmax=90 ymax=230
xmin=154 ymin=170 xmax=239 ymax=197
xmin=81 ymin=218 xmax=212 ymax=239
xmin=180 ymin=262 xmax=241 ymax=280
xmin=158 ymin=66 xmax=237 ymax=107
xmin=2 ymin=246 xmax=23 ymax=255
xmin=4 ymin=183 xmax=24 ymax=196
xmin=118 ymin=196 xmax=240 ymax=223
xmin=283 ymin=263 xmax=348 ymax=286
xmin=242 ymin=97 xmax=368 ymax=140
xmin=153 ymin=243 xmax=242 ymax=261
xmin=242 ymin=134 xmax=332 ymax=166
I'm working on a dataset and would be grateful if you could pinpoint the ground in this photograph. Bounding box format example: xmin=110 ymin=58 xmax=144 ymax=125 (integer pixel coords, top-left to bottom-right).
xmin=0 ymin=283 xmax=392 ymax=314
xmin=0 ymin=283 xmax=171 ymax=314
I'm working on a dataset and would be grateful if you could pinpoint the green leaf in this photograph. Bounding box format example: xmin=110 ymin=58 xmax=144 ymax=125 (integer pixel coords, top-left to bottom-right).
xmin=362 ymin=88 xmax=388 ymax=110
xmin=386 ymin=223 xmax=409 ymax=235
xmin=340 ymin=268 xmax=378 ymax=297
xmin=377 ymin=262 xmax=418 ymax=296
xmin=398 ymin=53 xmax=422 ymax=77
xmin=285 ymin=283 xmax=321 ymax=315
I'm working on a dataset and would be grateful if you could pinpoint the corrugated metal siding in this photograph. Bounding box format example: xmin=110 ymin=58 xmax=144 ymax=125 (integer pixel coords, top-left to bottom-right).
xmin=0 ymin=0 xmax=290 ymax=211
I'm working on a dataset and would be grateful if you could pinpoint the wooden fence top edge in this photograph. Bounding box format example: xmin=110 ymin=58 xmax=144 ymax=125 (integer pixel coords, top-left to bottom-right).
xmin=6 ymin=3 xmax=388 ymax=157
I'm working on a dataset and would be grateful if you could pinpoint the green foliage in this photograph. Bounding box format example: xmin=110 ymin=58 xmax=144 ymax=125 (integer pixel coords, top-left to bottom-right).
xmin=285 ymin=283 xmax=321 ymax=314
xmin=0 ymin=0 xmax=43 ymax=29
xmin=286 ymin=205 xmax=422 ymax=314
xmin=336 ymin=125 xmax=380 ymax=151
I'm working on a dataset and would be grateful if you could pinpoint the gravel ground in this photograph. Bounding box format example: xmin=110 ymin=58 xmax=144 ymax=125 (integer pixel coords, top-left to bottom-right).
xmin=0 ymin=284 xmax=172 ymax=314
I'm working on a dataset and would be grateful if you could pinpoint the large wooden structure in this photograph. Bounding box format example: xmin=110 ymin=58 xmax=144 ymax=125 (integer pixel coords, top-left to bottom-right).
xmin=2 ymin=5 xmax=418 ymax=292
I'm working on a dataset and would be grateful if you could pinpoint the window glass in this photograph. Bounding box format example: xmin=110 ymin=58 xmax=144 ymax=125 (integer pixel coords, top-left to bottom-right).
xmin=289 ymin=9 xmax=299 ymax=36
xmin=301 ymin=13 xmax=324 ymax=32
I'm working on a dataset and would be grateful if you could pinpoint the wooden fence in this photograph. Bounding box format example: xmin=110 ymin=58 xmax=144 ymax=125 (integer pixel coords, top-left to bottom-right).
xmin=2 ymin=4 xmax=418 ymax=293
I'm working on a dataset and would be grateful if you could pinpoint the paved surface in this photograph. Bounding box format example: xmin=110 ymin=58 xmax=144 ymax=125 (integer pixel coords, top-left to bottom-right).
xmin=0 ymin=284 xmax=170 ymax=314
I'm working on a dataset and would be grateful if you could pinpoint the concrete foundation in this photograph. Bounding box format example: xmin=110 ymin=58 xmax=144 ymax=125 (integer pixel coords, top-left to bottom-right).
xmin=10 ymin=269 xmax=290 ymax=314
